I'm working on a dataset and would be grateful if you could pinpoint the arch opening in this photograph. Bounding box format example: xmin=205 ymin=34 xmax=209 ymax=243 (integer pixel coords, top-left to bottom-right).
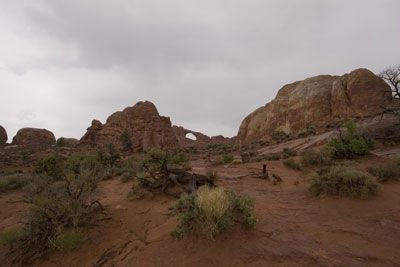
xmin=185 ymin=133 xmax=197 ymax=141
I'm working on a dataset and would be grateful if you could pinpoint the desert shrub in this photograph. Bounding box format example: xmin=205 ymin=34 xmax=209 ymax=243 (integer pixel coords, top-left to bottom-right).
xmin=309 ymin=166 xmax=379 ymax=199
xmin=367 ymin=158 xmax=400 ymax=183
xmin=207 ymin=143 xmax=233 ymax=155
xmin=56 ymin=137 xmax=66 ymax=147
xmin=35 ymin=155 xmax=65 ymax=180
xmin=171 ymin=186 xmax=256 ymax=239
xmin=0 ymin=173 xmax=31 ymax=192
xmin=326 ymin=121 xmax=373 ymax=159
xmin=10 ymin=170 xmax=102 ymax=263
xmin=264 ymin=153 xmax=281 ymax=161
xmin=297 ymin=126 xmax=316 ymax=138
xmin=283 ymin=158 xmax=303 ymax=170
xmin=97 ymin=144 xmax=120 ymax=167
xmin=240 ymin=150 xmax=257 ymax=163
xmin=119 ymin=129 xmax=133 ymax=151
xmin=222 ymin=154 xmax=234 ymax=164
xmin=301 ymin=149 xmax=332 ymax=167
xmin=283 ymin=147 xmax=297 ymax=157
xmin=231 ymin=159 xmax=242 ymax=165
xmin=206 ymin=169 xmax=219 ymax=183
xmin=271 ymin=130 xmax=289 ymax=142
xmin=0 ymin=228 xmax=22 ymax=246
xmin=54 ymin=229 xmax=83 ymax=252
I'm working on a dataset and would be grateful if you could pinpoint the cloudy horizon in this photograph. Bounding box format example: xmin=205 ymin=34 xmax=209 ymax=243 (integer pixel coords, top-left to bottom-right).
xmin=1 ymin=0 xmax=399 ymax=141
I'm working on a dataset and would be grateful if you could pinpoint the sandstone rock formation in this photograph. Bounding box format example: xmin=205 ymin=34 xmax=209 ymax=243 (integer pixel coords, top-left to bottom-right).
xmin=12 ymin=128 xmax=56 ymax=146
xmin=80 ymin=101 xmax=178 ymax=151
xmin=238 ymin=68 xmax=392 ymax=143
xmin=172 ymin=126 xmax=211 ymax=147
xmin=0 ymin=125 xmax=7 ymax=146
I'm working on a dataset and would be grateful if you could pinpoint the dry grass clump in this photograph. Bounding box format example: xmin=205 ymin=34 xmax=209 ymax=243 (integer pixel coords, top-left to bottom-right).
xmin=0 ymin=173 xmax=31 ymax=192
xmin=309 ymin=166 xmax=379 ymax=199
xmin=367 ymin=158 xmax=400 ymax=183
xmin=283 ymin=158 xmax=303 ymax=170
xmin=171 ymin=186 xmax=256 ymax=239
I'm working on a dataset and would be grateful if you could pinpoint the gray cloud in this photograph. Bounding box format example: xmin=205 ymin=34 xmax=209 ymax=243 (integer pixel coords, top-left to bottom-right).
xmin=1 ymin=0 xmax=399 ymax=140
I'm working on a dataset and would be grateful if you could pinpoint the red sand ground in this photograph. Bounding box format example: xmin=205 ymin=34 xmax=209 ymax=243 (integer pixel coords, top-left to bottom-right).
xmin=1 ymin=153 xmax=400 ymax=267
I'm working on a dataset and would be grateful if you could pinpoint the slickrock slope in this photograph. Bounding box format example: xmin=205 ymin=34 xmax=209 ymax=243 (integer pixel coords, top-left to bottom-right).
xmin=0 ymin=125 xmax=7 ymax=146
xmin=12 ymin=128 xmax=56 ymax=146
xmin=80 ymin=101 xmax=178 ymax=151
xmin=238 ymin=68 xmax=392 ymax=143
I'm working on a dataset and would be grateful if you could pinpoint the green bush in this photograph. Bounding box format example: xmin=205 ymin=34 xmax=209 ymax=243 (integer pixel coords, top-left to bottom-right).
xmin=54 ymin=229 xmax=83 ymax=252
xmin=297 ymin=126 xmax=316 ymax=138
xmin=264 ymin=153 xmax=281 ymax=161
xmin=271 ymin=130 xmax=289 ymax=141
xmin=309 ymin=166 xmax=379 ymax=199
xmin=326 ymin=121 xmax=373 ymax=159
xmin=171 ymin=186 xmax=256 ymax=239
xmin=283 ymin=158 xmax=303 ymax=170
xmin=0 ymin=173 xmax=31 ymax=192
xmin=0 ymin=228 xmax=22 ymax=246
xmin=56 ymin=138 xmax=66 ymax=147
xmin=35 ymin=156 xmax=65 ymax=180
xmin=119 ymin=129 xmax=133 ymax=151
xmin=282 ymin=148 xmax=297 ymax=158
xmin=367 ymin=158 xmax=400 ymax=183
xmin=301 ymin=149 xmax=332 ymax=167
xmin=11 ymin=170 xmax=102 ymax=262
xmin=97 ymin=144 xmax=120 ymax=167
xmin=222 ymin=154 xmax=234 ymax=164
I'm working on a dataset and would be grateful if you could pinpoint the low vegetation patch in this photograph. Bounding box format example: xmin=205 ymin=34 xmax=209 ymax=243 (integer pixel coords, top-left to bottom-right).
xmin=129 ymin=149 xmax=213 ymax=198
xmin=367 ymin=158 xmax=400 ymax=183
xmin=282 ymin=147 xmax=297 ymax=157
xmin=264 ymin=153 xmax=281 ymax=161
xmin=297 ymin=126 xmax=316 ymax=138
xmin=326 ymin=121 xmax=373 ymax=159
xmin=283 ymin=158 xmax=303 ymax=170
xmin=309 ymin=166 xmax=379 ymax=199
xmin=54 ymin=229 xmax=84 ymax=252
xmin=301 ymin=149 xmax=332 ymax=167
xmin=171 ymin=186 xmax=256 ymax=239
xmin=0 ymin=173 xmax=31 ymax=192
xmin=5 ymin=153 xmax=106 ymax=264
xmin=271 ymin=130 xmax=289 ymax=142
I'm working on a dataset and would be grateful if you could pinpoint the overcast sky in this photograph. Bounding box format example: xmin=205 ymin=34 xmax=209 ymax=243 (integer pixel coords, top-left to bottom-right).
xmin=1 ymin=0 xmax=399 ymax=140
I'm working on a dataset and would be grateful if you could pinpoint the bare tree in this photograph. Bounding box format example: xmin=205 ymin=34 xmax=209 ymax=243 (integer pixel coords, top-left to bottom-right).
xmin=379 ymin=65 xmax=400 ymax=98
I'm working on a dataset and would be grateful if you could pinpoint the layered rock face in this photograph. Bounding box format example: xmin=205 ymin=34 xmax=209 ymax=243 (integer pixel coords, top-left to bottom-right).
xmin=0 ymin=125 xmax=7 ymax=146
xmin=12 ymin=128 xmax=56 ymax=146
xmin=238 ymin=68 xmax=392 ymax=143
xmin=80 ymin=101 xmax=178 ymax=151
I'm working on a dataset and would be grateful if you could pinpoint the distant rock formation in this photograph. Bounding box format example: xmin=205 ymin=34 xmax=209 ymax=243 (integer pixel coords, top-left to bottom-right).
xmin=0 ymin=125 xmax=7 ymax=146
xmin=238 ymin=68 xmax=392 ymax=143
xmin=80 ymin=101 xmax=178 ymax=151
xmin=172 ymin=126 xmax=211 ymax=147
xmin=56 ymin=137 xmax=79 ymax=147
xmin=12 ymin=128 xmax=56 ymax=146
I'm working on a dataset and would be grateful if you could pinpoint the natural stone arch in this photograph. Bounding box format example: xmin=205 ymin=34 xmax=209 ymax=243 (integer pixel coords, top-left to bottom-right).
xmin=185 ymin=132 xmax=197 ymax=141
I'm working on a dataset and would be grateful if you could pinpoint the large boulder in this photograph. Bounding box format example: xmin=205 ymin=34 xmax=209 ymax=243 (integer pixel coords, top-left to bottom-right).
xmin=80 ymin=101 xmax=178 ymax=151
xmin=0 ymin=125 xmax=7 ymax=146
xmin=238 ymin=68 xmax=392 ymax=143
xmin=12 ymin=128 xmax=56 ymax=146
